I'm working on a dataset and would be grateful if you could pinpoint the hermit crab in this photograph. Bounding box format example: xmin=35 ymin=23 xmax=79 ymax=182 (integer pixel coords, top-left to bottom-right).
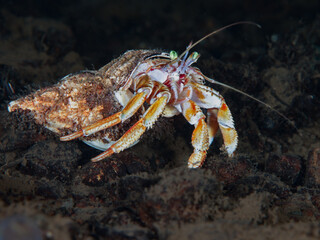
xmin=8 ymin=22 xmax=278 ymax=168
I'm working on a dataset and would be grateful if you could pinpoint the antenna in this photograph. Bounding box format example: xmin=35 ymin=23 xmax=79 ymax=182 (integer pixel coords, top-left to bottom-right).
xmin=178 ymin=21 xmax=261 ymax=59
xmin=203 ymin=75 xmax=297 ymax=131
xmin=172 ymin=21 xmax=296 ymax=131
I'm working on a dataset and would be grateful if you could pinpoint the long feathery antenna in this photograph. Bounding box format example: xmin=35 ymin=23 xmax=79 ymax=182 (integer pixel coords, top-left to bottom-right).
xmin=178 ymin=21 xmax=261 ymax=59
xmin=203 ymin=75 xmax=297 ymax=130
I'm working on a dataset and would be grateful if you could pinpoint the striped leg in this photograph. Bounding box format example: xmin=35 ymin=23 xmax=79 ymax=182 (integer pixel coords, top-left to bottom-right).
xmin=216 ymin=100 xmax=238 ymax=156
xmin=91 ymin=92 xmax=170 ymax=162
xmin=207 ymin=104 xmax=238 ymax=156
xmin=60 ymin=75 xmax=153 ymax=141
xmin=181 ymin=100 xmax=209 ymax=168
xmin=190 ymin=82 xmax=238 ymax=157
xmin=207 ymin=108 xmax=219 ymax=146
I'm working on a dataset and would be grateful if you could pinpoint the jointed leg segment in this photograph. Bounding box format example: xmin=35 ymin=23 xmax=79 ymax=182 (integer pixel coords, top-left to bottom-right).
xmin=181 ymin=100 xmax=210 ymax=168
xmin=189 ymin=118 xmax=209 ymax=168
xmin=206 ymin=101 xmax=238 ymax=156
xmin=91 ymin=94 xmax=169 ymax=162
xmin=215 ymin=101 xmax=238 ymax=156
xmin=191 ymin=83 xmax=238 ymax=158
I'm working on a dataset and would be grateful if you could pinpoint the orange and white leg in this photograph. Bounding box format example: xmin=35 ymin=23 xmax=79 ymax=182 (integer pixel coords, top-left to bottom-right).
xmin=207 ymin=100 xmax=238 ymax=156
xmin=207 ymin=108 xmax=219 ymax=146
xmin=91 ymin=91 xmax=170 ymax=162
xmin=216 ymin=100 xmax=238 ymax=156
xmin=60 ymin=75 xmax=153 ymax=141
xmin=181 ymin=100 xmax=209 ymax=168
xmin=190 ymin=82 xmax=238 ymax=157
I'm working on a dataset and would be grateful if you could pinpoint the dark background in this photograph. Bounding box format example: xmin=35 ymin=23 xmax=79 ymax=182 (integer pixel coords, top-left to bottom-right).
xmin=0 ymin=0 xmax=320 ymax=239
xmin=1 ymin=0 xmax=318 ymax=66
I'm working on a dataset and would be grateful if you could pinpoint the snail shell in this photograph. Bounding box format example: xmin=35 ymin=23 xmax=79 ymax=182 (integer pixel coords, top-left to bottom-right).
xmin=8 ymin=50 xmax=164 ymax=150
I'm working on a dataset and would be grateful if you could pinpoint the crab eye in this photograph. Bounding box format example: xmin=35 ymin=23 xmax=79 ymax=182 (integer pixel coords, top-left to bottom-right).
xmin=192 ymin=52 xmax=199 ymax=60
xmin=170 ymin=50 xmax=178 ymax=60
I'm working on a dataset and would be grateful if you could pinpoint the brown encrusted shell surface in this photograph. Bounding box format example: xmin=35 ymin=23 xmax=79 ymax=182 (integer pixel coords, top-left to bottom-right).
xmin=8 ymin=50 xmax=163 ymax=142
xmin=99 ymin=50 xmax=162 ymax=88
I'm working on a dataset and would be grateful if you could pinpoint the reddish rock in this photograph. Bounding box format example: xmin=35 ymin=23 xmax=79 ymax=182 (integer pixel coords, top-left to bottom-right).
xmin=305 ymin=147 xmax=320 ymax=187
xmin=266 ymin=154 xmax=302 ymax=186
xmin=81 ymin=152 xmax=152 ymax=186
xmin=203 ymin=156 xmax=253 ymax=184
